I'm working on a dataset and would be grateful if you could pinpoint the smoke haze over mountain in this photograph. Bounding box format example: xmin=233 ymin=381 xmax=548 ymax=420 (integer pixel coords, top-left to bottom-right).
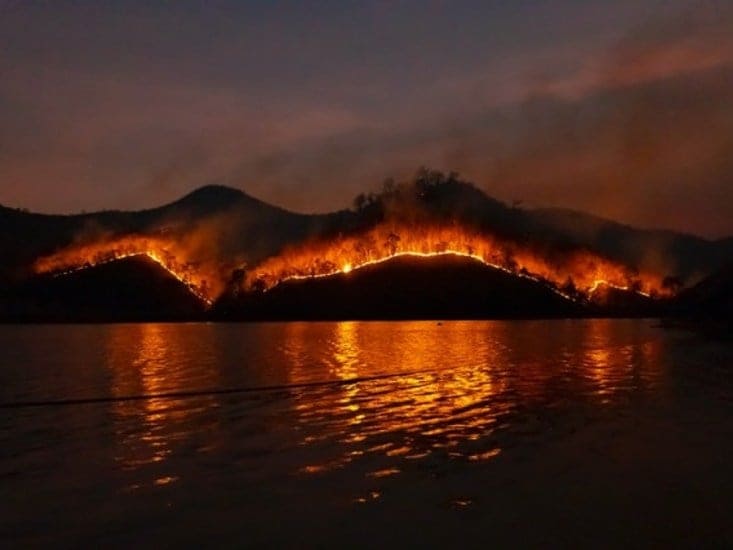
xmin=1 ymin=1 xmax=731 ymax=236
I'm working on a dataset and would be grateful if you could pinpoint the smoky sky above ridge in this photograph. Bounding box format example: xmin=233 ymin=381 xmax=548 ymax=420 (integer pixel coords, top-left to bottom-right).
xmin=1 ymin=0 xmax=732 ymax=237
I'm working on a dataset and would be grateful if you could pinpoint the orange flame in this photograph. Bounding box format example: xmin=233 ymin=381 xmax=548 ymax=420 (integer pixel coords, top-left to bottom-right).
xmin=244 ymin=223 xmax=668 ymax=301
xmin=33 ymin=235 xmax=217 ymax=304
xmin=33 ymin=222 xmax=671 ymax=307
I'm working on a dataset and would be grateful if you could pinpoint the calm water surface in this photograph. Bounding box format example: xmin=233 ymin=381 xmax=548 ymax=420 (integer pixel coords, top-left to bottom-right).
xmin=1 ymin=320 xmax=732 ymax=546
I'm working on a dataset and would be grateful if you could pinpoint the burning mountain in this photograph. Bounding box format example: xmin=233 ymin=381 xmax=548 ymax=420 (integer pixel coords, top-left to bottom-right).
xmin=241 ymin=221 xmax=666 ymax=301
xmin=217 ymin=253 xmax=585 ymax=321
xmin=3 ymin=255 xmax=206 ymax=322
xmin=31 ymin=197 xmax=668 ymax=308
xmin=33 ymin=235 xmax=219 ymax=305
xmin=3 ymin=170 xmax=731 ymax=321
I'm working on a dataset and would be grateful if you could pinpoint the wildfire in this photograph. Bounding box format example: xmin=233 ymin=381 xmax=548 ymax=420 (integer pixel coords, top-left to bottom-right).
xmin=33 ymin=235 xmax=216 ymax=305
xmin=244 ymin=223 xmax=669 ymax=301
xmin=33 ymin=222 xmax=671 ymax=308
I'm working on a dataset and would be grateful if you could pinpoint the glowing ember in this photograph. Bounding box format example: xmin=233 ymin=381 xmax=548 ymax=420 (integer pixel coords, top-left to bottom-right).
xmin=244 ymin=223 xmax=669 ymax=301
xmin=33 ymin=235 xmax=217 ymax=305
xmin=33 ymin=222 xmax=672 ymax=308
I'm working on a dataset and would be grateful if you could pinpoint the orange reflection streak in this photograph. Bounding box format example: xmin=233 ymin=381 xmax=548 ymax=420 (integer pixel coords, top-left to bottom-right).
xmin=582 ymin=319 xmax=665 ymax=402
xmin=245 ymin=223 xmax=668 ymax=301
xmin=288 ymin=322 xmax=508 ymax=475
xmin=331 ymin=322 xmax=363 ymax=425
xmin=106 ymin=324 xmax=220 ymax=481
xmin=283 ymin=320 xmax=665 ymax=478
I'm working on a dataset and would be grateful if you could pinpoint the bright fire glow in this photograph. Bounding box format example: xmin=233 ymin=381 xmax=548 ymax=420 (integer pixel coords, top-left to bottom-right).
xmin=33 ymin=222 xmax=671 ymax=307
xmin=33 ymin=236 xmax=216 ymax=305
xmin=244 ymin=223 xmax=668 ymax=301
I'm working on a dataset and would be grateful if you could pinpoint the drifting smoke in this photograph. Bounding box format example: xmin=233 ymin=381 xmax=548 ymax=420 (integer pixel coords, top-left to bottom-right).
xmin=32 ymin=172 xmax=674 ymax=306
xmin=224 ymin=5 xmax=733 ymax=237
xmin=1 ymin=4 xmax=731 ymax=239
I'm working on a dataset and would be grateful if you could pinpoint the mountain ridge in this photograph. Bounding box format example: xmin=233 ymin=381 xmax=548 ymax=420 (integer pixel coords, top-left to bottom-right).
xmin=2 ymin=182 xmax=725 ymax=240
xmin=1 ymin=172 xmax=731 ymax=301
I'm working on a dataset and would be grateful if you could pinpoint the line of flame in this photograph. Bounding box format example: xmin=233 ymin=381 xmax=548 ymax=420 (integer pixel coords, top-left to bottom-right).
xmin=50 ymin=252 xmax=212 ymax=306
xmin=265 ymin=250 xmax=648 ymax=303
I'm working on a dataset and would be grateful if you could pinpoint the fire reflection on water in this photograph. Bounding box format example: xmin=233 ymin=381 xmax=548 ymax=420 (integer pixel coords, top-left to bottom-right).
xmin=581 ymin=319 xmax=664 ymax=404
xmin=100 ymin=320 xmax=664 ymax=489
xmin=284 ymin=320 xmax=663 ymax=477
xmin=288 ymin=322 xmax=509 ymax=474
xmin=106 ymin=324 xmax=220 ymax=487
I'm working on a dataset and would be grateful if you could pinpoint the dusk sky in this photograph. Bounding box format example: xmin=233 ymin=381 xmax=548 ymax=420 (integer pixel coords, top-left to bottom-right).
xmin=1 ymin=0 xmax=731 ymax=236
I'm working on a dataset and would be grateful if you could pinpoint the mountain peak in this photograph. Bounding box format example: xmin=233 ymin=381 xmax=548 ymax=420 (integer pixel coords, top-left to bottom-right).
xmin=161 ymin=184 xmax=257 ymax=215
xmin=177 ymin=184 xmax=247 ymax=204
xmin=158 ymin=184 xmax=295 ymax=219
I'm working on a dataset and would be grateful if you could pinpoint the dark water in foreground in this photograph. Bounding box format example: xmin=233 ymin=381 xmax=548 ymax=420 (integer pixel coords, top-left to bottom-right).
xmin=1 ymin=320 xmax=733 ymax=547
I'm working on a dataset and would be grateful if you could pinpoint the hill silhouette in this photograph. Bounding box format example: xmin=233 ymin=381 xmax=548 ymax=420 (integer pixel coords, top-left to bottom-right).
xmin=671 ymin=264 xmax=733 ymax=320
xmin=1 ymin=169 xmax=732 ymax=321
xmin=214 ymin=254 xmax=586 ymax=321
xmin=0 ymin=255 xmax=206 ymax=322
xmin=2 ymin=171 xmax=730 ymax=288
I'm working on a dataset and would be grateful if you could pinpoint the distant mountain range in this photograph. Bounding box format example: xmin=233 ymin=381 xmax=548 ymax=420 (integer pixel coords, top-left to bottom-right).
xmin=1 ymin=171 xmax=731 ymax=321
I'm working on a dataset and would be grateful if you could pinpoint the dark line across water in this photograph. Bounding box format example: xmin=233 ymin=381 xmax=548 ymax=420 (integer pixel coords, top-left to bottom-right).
xmin=0 ymin=369 xmax=435 ymax=410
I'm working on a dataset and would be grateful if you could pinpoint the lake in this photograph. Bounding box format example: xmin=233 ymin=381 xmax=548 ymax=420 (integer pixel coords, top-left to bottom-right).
xmin=2 ymin=320 xmax=732 ymax=546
